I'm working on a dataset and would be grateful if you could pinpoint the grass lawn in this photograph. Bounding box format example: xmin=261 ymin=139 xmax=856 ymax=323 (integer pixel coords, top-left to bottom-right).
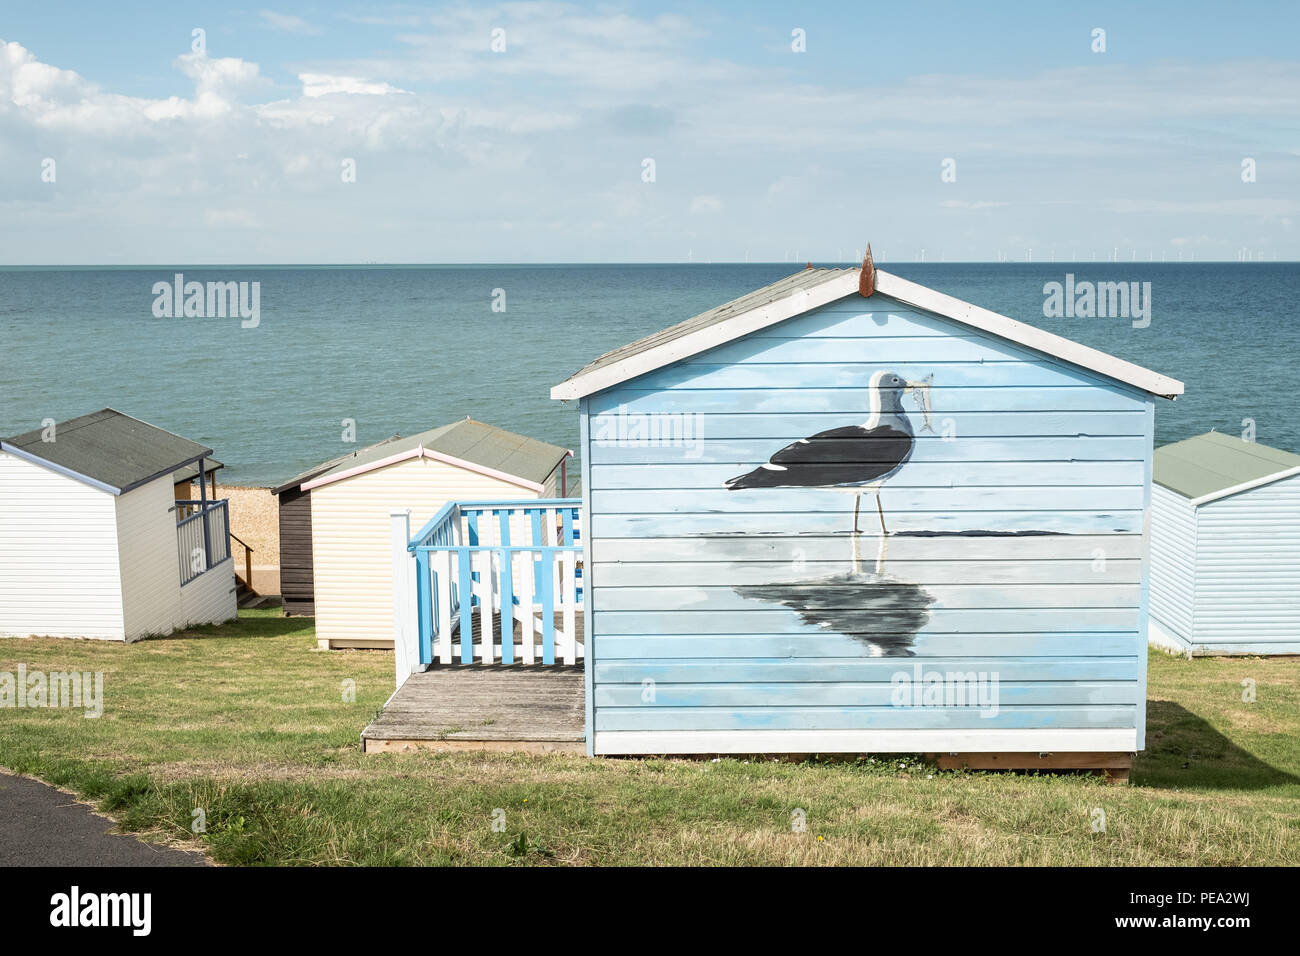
xmin=2 ymin=608 xmax=1297 ymax=865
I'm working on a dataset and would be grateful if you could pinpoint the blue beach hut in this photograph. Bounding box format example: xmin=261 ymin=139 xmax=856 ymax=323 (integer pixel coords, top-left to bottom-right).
xmin=1149 ymin=432 xmax=1300 ymax=656
xmin=549 ymin=255 xmax=1184 ymax=771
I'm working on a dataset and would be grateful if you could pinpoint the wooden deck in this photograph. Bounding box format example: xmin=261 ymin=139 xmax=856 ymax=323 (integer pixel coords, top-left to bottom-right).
xmin=362 ymin=664 xmax=586 ymax=754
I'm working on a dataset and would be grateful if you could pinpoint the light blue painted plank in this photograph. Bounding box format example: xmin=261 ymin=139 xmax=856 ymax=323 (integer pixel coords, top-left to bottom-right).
xmin=748 ymin=308 xmax=977 ymax=337
xmin=596 ymin=681 xmax=1139 ymax=707
xmin=590 ymin=410 xmax=1150 ymax=441
xmin=593 ymin=658 xmax=1140 ymax=683
xmin=595 ymin=584 xmax=1142 ymax=613
xmin=593 ymin=559 xmax=1143 ymax=587
xmin=594 ymin=633 xmax=1141 ymax=659
xmin=592 ymin=511 xmax=1144 ymax=536
xmin=1136 ymin=395 xmax=1154 ymax=749
xmin=415 ymin=550 xmax=433 ymax=666
xmin=594 ymin=607 xmax=1142 ymax=634
xmin=591 ymin=486 xmax=1146 ymax=515
xmin=625 ymin=361 xmax=1141 ymax=393
xmin=579 ymin=398 xmax=595 ymax=754
xmin=591 ymin=460 xmax=1147 ymax=491
xmin=589 ymin=386 xmax=1144 ymax=416
xmin=589 ymin=435 xmax=1149 ymax=465
xmin=590 ymin=532 xmax=1144 ymax=563
xmin=594 ymin=705 xmax=1136 ymax=732
xmin=684 ymin=335 xmax=1053 ymax=367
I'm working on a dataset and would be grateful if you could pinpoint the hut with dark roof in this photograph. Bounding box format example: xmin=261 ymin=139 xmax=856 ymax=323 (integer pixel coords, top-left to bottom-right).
xmin=0 ymin=409 xmax=236 ymax=641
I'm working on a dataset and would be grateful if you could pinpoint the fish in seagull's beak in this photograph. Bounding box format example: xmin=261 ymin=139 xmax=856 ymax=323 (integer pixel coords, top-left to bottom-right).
xmin=907 ymin=374 xmax=935 ymax=433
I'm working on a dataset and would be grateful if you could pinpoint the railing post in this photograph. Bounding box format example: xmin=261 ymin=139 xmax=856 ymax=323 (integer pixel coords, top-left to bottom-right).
xmin=198 ymin=456 xmax=211 ymax=571
xmin=390 ymin=509 xmax=417 ymax=688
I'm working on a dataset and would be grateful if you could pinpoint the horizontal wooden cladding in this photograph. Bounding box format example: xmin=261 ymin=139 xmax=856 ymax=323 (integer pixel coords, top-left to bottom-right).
xmin=592 ymin=411 xmax=1150 ymax=440
xmin=593 ymin=727 xmax=1140 ymax=755
xmin=679 ymin=335 xmax=1107 ymax=368
xmin=592 ymin=461 xmax=1145 ymax=491
xmin=595 ymin=607 xmax=1141 ymax=634
xmin=590 ymin=435 xmax=1149 ymax=465
xmin=593 ymin=658 xmax=1139 ymax=683
xmin=590 ymin=486 xmax=1145 ymax=515
xmin=595 ymin=633 xmax=1141 ymax=658
xmin=596 ymin=584 xmax=1142 ymax=612
xmin=595 ymin=681 xmax=1139 ymax=707
xmin=593 ymin=705 xmax=1138 ymax=732
xmin=592 ymin=533 xmax=1144 ymax=563
xmin=594 ymin=386 xmax=1143 ymax=415
xmin=592 ymin=511 xmax=1143 ymax=536
xmin=593 ymin=559 xmax=1141 ymax=587
xmin=603 ymin=362 xmax=1148 ymax=395
xmin=277 ymin=488 xmax=314 ymax=601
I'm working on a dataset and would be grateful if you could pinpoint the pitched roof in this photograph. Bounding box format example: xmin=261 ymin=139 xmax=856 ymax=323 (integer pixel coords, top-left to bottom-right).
xmin=550 ymin=266 xmax=1185 ymax=400
xmin=271 ymin=435 xmax=404 ymax=495
xmin=0 ymin=408 xmax=212 ymax=495
xmin=1155 ymin=431 xmax=1300 ymax=504
xmin=172 ymin=458 xmax=224 ymax=484
xmin=298 ymin=418 xmax=572 ymax=493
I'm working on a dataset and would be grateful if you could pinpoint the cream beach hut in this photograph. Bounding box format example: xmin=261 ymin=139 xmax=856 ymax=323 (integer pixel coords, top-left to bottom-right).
xmin=295 ymin=418 xmax=571 ymax=650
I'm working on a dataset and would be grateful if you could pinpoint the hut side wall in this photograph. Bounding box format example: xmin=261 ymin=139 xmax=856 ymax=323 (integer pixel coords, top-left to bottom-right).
xmin=1190 ymin=475 xmax=1300 ymax=655
xmin=278 ymin=487 xmax=316 ymax=616
xmin=1148 ymin=482 xmax=1197 ymax=650
xmin=582 ymin=292 xmax=1152 ymax=755
xmin=114 ymin=474 xmax=185 ymax=641
xmin=0 ymin=452 xmax=126 ymax=640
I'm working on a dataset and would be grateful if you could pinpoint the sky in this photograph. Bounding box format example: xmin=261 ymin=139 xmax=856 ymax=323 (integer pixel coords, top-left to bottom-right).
xmin=1 ymin=1 xmax=1298 ymax=264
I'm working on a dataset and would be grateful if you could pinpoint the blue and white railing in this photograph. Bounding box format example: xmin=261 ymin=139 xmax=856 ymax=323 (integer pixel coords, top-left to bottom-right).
xmin=390 ymin=499 xmax=583 ymax=684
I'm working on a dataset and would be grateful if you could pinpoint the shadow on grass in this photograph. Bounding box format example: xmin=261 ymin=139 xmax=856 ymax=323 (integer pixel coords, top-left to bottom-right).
xmin=141 ymin=610 xmax=315 ymax=643
xmin=1137 ymin=699 xmax=1300 ymax=791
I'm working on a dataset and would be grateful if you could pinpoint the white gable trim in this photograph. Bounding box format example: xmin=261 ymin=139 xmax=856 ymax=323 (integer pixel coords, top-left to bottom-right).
xmin=0 ymin=443 xmax=122 ymax=495
xmin=873 ymin=271 xmax=1184 ymax=398
xmin=299 ymin=445 xmax=550 ymax=493
xmin=550 ymin=268 xmax=1184 ymax=400
xmin=1186 ymin=465 xmax=1300 ymax=507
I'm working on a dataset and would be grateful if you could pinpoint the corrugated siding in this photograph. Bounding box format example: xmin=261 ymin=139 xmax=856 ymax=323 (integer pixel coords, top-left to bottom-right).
xmin=1148 ymin=482 xmax=1197 ymax=643
xmin=583 ymin=292 xmax=1152 ymax=752
xmin=278 ymin=488 xmax=315 ymax=615
xmin=311 ymin=456 xmax=537 ymax=645
xmin=115 ymin=475 xmax=185 ymax=641
xmin=0 ymin=451 xmax=125 ymax=639
xmin=1191 ymin=474 xmax=1300 ymax=650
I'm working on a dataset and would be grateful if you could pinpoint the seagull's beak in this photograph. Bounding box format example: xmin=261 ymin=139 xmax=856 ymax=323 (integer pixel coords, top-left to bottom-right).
xmin=906 ymin=375 xmax=935 ymax=434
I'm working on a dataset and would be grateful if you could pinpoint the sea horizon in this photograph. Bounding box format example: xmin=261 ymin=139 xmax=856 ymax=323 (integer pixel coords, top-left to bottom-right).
xmin=3 ymin=261 xmax=1296 ymax=486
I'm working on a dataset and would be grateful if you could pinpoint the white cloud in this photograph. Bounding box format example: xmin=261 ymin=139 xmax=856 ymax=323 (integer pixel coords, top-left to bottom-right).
xmin=690 ymin=195 xmax=722 ymax=214
xmin=299 ymin=73 xmax=409 ymax=97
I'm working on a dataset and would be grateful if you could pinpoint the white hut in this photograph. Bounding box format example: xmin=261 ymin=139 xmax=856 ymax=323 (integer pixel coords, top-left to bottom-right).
xmin=0 ymin=409 xmax=237 ymax=641
xmin=1149 ymin=431 xmax=1300 ymax=656
xmin=293 ymin=418 xmax=571 ymax=650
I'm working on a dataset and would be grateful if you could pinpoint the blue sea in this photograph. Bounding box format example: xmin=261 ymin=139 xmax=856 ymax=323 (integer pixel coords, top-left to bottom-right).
xmin=1 ymin=263 xmax=1296 ymax=486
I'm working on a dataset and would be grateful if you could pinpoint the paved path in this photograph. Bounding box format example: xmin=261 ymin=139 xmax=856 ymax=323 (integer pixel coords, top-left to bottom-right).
xmin=0 ymin=771 xmax=209 ymax=866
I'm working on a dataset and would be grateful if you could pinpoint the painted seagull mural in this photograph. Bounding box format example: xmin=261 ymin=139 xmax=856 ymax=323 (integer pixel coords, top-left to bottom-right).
xmin=726 ymin=370 xmax=935 ymax=574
